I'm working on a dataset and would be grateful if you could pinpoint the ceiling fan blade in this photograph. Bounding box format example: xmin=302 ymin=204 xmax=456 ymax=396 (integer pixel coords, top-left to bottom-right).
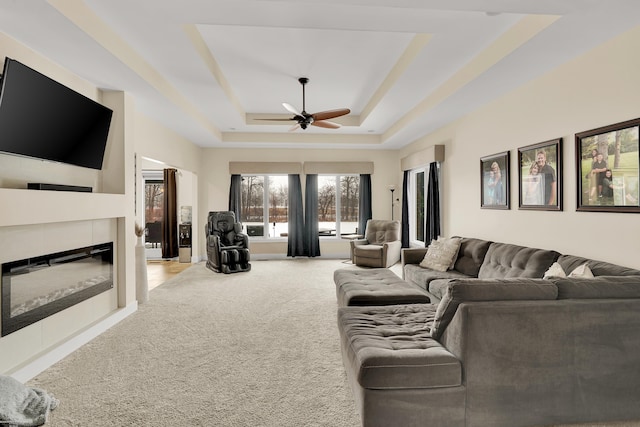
xmin=311 ymin=120 xmax=340 ymax=129
xmin=312 ymin=108 xmax=350 ymax=121
xmin=288 ymin=123 xmax=301 ymax=132
xmin=253 ymin=117 xmax=296 ymax=121
xmin=282 ymin=102 xmax=301 ymax=116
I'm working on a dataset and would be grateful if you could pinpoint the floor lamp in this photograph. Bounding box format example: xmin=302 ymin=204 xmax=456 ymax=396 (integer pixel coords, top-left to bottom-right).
xmin=388 ymin=185 xmax=396 ymax=220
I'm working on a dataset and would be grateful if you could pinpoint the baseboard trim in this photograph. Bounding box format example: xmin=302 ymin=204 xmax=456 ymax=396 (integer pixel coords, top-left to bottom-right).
xmin=9 ymin=303 xmax=138 ymax=382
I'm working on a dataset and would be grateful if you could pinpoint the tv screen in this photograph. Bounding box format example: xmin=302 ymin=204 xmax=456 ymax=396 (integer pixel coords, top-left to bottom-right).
xmin=0 ymin=58 xmax=113 ymax=170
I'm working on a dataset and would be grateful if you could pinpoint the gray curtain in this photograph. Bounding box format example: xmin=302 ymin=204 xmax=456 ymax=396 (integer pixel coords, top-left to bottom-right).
xmin=304 ymin=174 xmax=321 ymax=257
xmin=287 ymin=174 xmax=305 ymax=257
xmin=228 ymin=174 xmax=242 ymax=221
xmin=426 ymin=162 xmax=441 ymax=245
xmin=401 ymin=170 xmax=410 ymax=248
xmin=162 ymin=168 xmax=179 ymax=259
xmin=358 ymin=174 xmax=372 ymax=236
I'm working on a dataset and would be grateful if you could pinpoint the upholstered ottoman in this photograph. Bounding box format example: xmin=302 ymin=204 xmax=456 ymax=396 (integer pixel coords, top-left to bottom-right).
xmin=334 ymin=268 xmax=431 ymax=307
xmin=337 ymin=303 xmax=465 ymax=427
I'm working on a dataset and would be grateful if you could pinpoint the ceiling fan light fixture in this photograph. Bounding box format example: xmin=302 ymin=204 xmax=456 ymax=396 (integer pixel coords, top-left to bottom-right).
xmin=254 ymin=77 xmax=350 ymax=131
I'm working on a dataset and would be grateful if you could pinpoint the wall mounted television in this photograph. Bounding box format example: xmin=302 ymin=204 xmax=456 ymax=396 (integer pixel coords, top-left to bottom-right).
xmin=0 ymin=57 xmax=113 ymax=170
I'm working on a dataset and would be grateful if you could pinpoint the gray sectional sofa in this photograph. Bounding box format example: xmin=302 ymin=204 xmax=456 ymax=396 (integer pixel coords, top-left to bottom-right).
xmin=336 ymin=237 xmax=640 ymax=427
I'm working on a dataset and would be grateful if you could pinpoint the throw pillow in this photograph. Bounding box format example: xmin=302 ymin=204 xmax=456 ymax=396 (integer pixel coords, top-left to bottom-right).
xmin=543 ymin=262 xmax=566 ymax=279
xmin=437 ymin=236 xmax=462 ymax=269
xmin=568 ymin=263 xmax=594 ymax=278
xmin=420 ymin=237 xmax=461 ymax=272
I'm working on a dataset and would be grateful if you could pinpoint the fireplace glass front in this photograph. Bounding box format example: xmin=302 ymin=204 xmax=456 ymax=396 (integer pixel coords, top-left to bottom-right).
xmin=1 ymin=242 xmax=113 ymax=336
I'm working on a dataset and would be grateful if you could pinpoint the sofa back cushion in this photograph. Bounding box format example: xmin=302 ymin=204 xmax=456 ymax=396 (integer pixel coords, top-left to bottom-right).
xmin=452 ymin=237 xmax=493 ymax=277
xmin=430 ymin=278 xmax=558 ymax=340
xmin=549 ymin=275 xmax=640 ymax=299
xmin=557 ymin=254 xmax=640 ymax=277
xmin=478 ymin=242 xmax=560 ymax=279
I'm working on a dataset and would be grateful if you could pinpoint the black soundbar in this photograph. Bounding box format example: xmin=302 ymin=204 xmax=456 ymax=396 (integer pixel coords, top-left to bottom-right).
xmin=27 ymin=183 xmax=93 ymax=192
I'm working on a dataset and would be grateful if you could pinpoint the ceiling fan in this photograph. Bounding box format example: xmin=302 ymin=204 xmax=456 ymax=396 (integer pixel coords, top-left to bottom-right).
xmin=258 ymin=77 xmax=350 ymax=131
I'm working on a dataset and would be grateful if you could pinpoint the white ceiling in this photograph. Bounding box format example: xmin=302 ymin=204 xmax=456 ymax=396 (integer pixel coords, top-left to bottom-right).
xmin=1 ymin=0 xmax=640 ymax=150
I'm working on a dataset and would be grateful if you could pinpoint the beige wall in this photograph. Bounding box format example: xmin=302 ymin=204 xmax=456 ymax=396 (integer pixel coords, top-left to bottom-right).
xmin=400 ymin=25 xmax=640 ymax=270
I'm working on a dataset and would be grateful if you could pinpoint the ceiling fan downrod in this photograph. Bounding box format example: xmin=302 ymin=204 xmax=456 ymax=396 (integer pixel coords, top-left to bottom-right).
xmin=298 ymin=77 xmax=311 ymax=128
xmin=299 ymin=77 xmax=309 ymax=114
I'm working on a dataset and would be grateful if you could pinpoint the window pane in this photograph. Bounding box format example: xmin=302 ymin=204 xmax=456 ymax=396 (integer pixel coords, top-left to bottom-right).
xmin=318 ymin=176 xmax=336 ymax=235
xmin=241 ymin=176 xmax=264 ymax=236
xmin=340 ymin=176 xmax=359 ymax=234
xmin=268 ymin=175 xmax=288 ymax=237
xmin=416 ymin=171 xmax=425 ymax=242
xmin=145 ymin=180 xmax=164 ymax=224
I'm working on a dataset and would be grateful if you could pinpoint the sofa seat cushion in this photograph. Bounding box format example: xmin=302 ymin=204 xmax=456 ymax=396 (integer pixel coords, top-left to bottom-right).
xmin=478 ymin=242 xmax=560 ymax=279
xmin=430 ymin=278 xmax=559 ymax=339
xmin=549 ymin=275 xmax=640 ymax=299
xmin=403 ymin=264 xmax=471 ymax=291
xmin=338 ymin=304 xmax=461 ymax=390
xmin=353 ymin=244 xmax=384 ymax=259
xmin=428 ymin=278 xmax=456 ymax=301
xmin=334 ymin=268 xmax=430 ymax=307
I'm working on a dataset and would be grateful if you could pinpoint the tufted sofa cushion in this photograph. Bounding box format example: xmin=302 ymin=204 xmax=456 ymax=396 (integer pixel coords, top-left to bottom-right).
xmin=337 ymin=303 xmax=461 ymax=389
xmin=477 ymin=242 xmax=560 ymax=279
xmin=557 ymin=254 xmax=640 ymax=277
xmin=430 ymin=278 xmax=558 ymax=340
xmin=452 ymin=237 xmax=493 ymax=277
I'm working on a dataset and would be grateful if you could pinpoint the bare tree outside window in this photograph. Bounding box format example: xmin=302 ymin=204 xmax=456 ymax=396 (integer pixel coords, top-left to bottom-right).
xmin=145 ymin=180 xmax=164 ymax=224
xmin=240 ymin=175 xmax=288 ymax=237
xmin=241 ymin=176 xmax=264 ymax=223
xmin=318 ymin=175 xmax=359 ymax=236
xmin=318 ymin=177 xmax=336 ymax=222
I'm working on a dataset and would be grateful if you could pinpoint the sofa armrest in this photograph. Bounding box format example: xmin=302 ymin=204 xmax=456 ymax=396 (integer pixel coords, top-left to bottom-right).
xmin=383 ymin=240 xmax=403 ymax=267
xmin=402 ymin=248 xmax=428 ymax=266
xmin=430 ymin=278 xmax=558 ymax=340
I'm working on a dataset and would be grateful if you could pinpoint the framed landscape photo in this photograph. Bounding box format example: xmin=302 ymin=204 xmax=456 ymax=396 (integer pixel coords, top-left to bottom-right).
xmin=576 ymin=117 xmax=640 ymax=213
xmin=518 ymin=138 xmax=562 ymax=211
xmin=480 ymin=151 xmax=510 ymax=209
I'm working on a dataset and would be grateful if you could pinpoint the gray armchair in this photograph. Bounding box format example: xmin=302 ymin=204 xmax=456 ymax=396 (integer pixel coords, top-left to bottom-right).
xmin=350 ymin=219 xmax=402 ymax=268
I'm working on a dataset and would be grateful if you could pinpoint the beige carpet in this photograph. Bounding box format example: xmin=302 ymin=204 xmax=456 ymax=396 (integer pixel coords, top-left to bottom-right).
xmin=29 ymin=259 xmax=361 ymax=426
xmin=27 ymin=259 xmax=640 ymax=427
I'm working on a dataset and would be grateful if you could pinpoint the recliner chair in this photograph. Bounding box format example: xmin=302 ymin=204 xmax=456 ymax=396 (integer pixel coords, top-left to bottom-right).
xmin=205 ymin=211 xmax=251 ymax=274
xmin=350 ymin=219 xmax=402 ymax=268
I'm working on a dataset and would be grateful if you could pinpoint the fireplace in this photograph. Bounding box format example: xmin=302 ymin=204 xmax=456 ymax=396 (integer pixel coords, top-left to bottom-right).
xmin=1 ymin=243 xmax=113 ymax=336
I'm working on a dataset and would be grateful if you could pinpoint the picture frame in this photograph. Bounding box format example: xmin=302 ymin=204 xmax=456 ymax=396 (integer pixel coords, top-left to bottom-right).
xmin=517 ymin=138 xmax=562 ymax=211
xmin=480 ymin=151 xmax=510 ymax=209
xmin=576 ymin=117 xmax=640 ymax=213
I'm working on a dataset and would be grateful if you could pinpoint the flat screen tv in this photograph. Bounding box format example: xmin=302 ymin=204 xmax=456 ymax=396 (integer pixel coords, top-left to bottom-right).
xmin=0 ymin=57 xmax=113 ymax=170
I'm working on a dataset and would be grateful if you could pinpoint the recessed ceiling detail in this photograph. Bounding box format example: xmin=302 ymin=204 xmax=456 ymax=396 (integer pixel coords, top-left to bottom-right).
xmin=0 ymin=1 xmax=638 ymax=149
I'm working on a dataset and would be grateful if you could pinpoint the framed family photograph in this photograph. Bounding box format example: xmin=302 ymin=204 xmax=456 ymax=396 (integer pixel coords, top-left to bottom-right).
xmin=518 ymin=138 xmax=562 ymax=211
xmin=576 ymin=117 xmax=640 ymax=213
xmin=481 ymin=151 xmax=510 ymax=209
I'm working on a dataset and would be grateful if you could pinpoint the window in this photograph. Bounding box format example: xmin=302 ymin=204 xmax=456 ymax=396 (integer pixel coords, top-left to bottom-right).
xmin=317 ymin=175 xmax=359 ymax=237
xmin=240 ymin=175 xmax=288 ymax=238
xmin=409 ymin=165 xmax=441 ymax=245
xmin=145 ymin=179 xmax=164 ymax=225
xmin=409 ymin=168 xmax=427 ymax=245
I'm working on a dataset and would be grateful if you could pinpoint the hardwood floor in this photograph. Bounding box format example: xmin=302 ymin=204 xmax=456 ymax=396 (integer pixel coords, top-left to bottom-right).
xmin=146 ymin=260 xmax=193 ymax=290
